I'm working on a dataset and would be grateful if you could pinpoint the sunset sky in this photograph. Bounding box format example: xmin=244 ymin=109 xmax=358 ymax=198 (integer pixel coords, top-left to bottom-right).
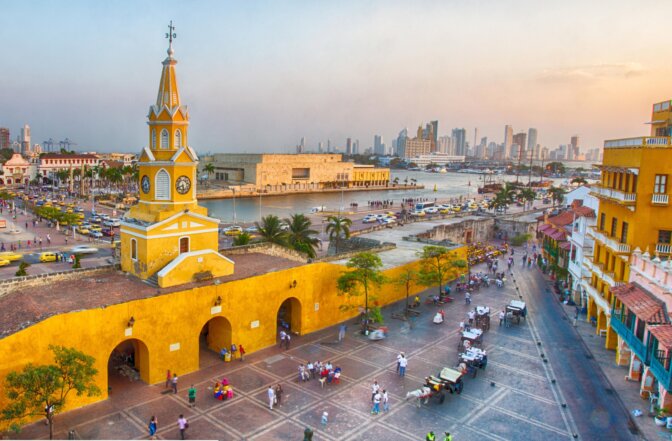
xmin=2 ymin=0 xmax=672 ymax=153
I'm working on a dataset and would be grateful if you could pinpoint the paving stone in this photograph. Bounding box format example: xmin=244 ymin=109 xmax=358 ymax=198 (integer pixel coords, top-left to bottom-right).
xmin=475 ymin=407 xmax=570 ymax=441
xmin=294 ymin=401 xmax=368 ymax=440
xmin=219 ymin=365 xmax=279 ymax=394
xmin=249 ymin=383 xmax=320 ymax=415
xmin=71 ymin=412 xmax=144 ymax=440
xmin=212 ymin=397 xmax=283 ymax=437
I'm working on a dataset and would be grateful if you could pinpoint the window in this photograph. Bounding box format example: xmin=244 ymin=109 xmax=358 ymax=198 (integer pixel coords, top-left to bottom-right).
xmin=160 ymin=129 xmax=169 ymax=149
xmin=610 ymin=217 xmax=617 ymax=237
xmin=175 ymin=130 xmax=182 ymax=148
xmin=155 ymin=169 xmax=170 ymax=200
xmin=151 ymin=129 xmax=156 ymax=149
xmin=620 ymin=222 xmax=628 ymax=244
xmin=179 ymin=237 xmax=189 ymax=254
xmin=659 ymin=230 xmax=672 ymax=244
xmin=131 ymin=239 xmax=137 ymax=260
xmin=636 ymin=318 xmax=645 ymax=341
xmin=654 ymin=175 xmax=668 ymax=194
xmin=599 ymin=213 xmax=606 ymax=231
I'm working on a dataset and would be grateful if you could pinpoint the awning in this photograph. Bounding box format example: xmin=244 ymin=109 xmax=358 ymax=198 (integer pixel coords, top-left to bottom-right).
xmin=612 ymin=283 xmax=667 ymax=324
xmin=649 ymin=324 xmax=672 ymax=350
xmin=559 ymin=242 xmax=572 ymax=250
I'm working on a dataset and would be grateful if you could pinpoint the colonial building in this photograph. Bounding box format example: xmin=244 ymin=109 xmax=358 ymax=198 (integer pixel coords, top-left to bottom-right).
xmin=0 ymin=153 xmax=35 ymax=186
xmin=200 ymin=153 xmax=390 ymax=191
xmin=38 ymin=153 xmax=99 ymax=183
xmin=584 ymin=98 xmax=672 ymax=351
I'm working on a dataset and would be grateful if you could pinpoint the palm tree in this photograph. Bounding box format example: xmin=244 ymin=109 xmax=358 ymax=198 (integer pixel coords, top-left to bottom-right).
xmin=548 ymin=186 xmax=567 ymax=208
xmin=326 ymin=215 xmax=352 ymax=254
xmin=255 ymin=214 xmax=287 ymax=246
xmin=204 ymin=163 xmax=215 ymax=187
xmin=284 ymin=213 xmax=319 ymax=258
xmin=393 ymin=177 xmax=399 ymax=186
xmin=494 ymin=182 xmax=517 ymax=213
xmin=519 ymin=188 xmax=536 ymax=211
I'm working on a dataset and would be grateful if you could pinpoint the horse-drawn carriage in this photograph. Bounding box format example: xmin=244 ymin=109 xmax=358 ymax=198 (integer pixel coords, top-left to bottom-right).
xmin=458 ymin=347 xmax=488 ymax=378
xmin=474 ymin=305 xmax=491 ymax=331
xmin=405 ymin=367 xmax=465 ymax=407
xmin=505 ymin=300 xmax=527 ymax=325
xmin=458 ymin=328 xmax=483 ymax=351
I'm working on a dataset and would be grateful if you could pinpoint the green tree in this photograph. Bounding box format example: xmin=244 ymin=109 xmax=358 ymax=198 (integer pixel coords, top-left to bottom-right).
xmin=492 ymin=182 xmax=518 ymax=213
xmin=417 ymin=246 xmax=466 ymax=295
xmin=0 ymin=148 xmax=15 ymax=162
xmin=395 ymin=268 xmax=417 ymax=318
xmin=546 ymin=161 xmax=566 ymax=175
xmin=72 ymin=255 xmax=81 ymax=269
xmin=1 ymin=345 xmax=101 ymax=439
xmin=15 ymin=261 xmax=29 ymax=277
xmin=548 ymin=186 xmax=567 ymax=208
xmin=284 ymin=213 xmax=319 ymax=258
xmin=233 ymin=232 xmax=251 ymax=246
xmin=571 ymin=176 xmax=587 ymax=185
xmin=325 ymin=216 xmax=352 ymax=254
xmin=336 ymin=253 xmax=386 ymax=326
xmin=203 ymin=163 xmax=215 ymax=186
xmin=519 ymin=187 xmax=536 ymax=210
xmin=255 ymin=214 xmax=287 ymax=246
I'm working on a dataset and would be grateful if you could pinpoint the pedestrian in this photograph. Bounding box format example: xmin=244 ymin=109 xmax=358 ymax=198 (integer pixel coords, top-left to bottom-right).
xmin=443 ymin=432 xmax=453 ymax=441
xmin=47 ymin=233 xmax=51 ymax=245
xmin=171 ymin=373 xmax=178 ymax=394
xmin=307 ymin=361 xmax=314 ymax=378
xmin=465 ymin=291 xmax=471 ymax=305
xmin=382 ymin=389 xmax=389 ymax=412
xmin=399 ymin=354 xmax=408 ymax=377
xmin=267 ymin=385 xmax=276 ymax=410
xmin=371 ymin=380 xmax=380 ymax=401
xmin=371 ymin=391 xmax=381 ymax=414
xmin=177 ymin=414 xmax=188 ymax=440
xmin=148 ymin=416 xmax=158 ymax=439
xmin=165 ymin=370 xmax=171 ymax=389
xmin=468 ymin=310 xmax=475 ymax=326
xmin=65 ymin=236 xmax=68 ymax=245
xmin=499 ymin=310 xmax=505 ymax=326
xmin=230 ymin=343 xmax=237 ymax=360
xmin=321 ymin=411 xmax=328 ymax=426
xmin=304 ymin=427 xmax=314 ymax=441
xmin=338 ymin=323 xmax=346 ymax=341
xmin=396 ymin=352 xmax=403 ymax=374
xmin=285 ymin=333 xmax=291 ymax=349
xmin=275 ymin=384 xmax=283 ymax=406
xmin=188 ymin=384 xmax=196 ymax=408
xmin=279 ymin=330 xmax=286 ymax=348
xmin=239 ymin=344 xmax=245 ymax=361
xmin=426 ymin=431 xmax=436 ymax=441
xmin=39 ymin=237 xmax=43 ymax=249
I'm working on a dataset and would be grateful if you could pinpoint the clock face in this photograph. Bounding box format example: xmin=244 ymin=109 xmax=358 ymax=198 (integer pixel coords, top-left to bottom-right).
xmin=176 ymin=175 xmax=191 ymax=194
xmin=141 ymin=175 xmax=150 ymax=194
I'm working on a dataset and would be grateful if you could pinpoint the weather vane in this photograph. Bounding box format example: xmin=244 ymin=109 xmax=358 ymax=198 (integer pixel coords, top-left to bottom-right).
xmin=166 ymin=21 xmax=177 ymax=45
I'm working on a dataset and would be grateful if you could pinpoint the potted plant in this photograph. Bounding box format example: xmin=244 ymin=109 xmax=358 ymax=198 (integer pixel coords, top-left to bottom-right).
xmin=654 ymin=407 xmax=668 ymax=426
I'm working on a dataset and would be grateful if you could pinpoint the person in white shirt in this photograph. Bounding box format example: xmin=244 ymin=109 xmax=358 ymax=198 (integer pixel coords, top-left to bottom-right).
xmin=371 ymin=380 xmax=380 ymax=401
xmin=399 ymin=355 xmax=408 ymax=377
xmin=267 ymin=385 xmax=276 ymax=410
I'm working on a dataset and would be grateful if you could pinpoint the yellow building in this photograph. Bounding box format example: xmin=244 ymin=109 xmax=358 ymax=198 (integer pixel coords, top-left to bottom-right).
xmin=119 ymin=38 xmax=234 ymax=286
xmin=583 ymin=98 xmax=672 ymax=352
xmin=200 ymin=153 xmax=391 ymax=190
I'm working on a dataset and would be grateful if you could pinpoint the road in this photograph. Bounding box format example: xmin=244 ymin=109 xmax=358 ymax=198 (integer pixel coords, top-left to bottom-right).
xmin=516 ymin=263 xmax=640 ymax=440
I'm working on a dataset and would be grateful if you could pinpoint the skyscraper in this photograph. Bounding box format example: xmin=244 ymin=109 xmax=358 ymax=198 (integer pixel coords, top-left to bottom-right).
xmin=527 ymin=128 xmax=538 ymax=158
xmin=20 ymin=124 xmax=30 ymax=154
xmin=451 ymin=128 xmax=467 ymax=156
xmin=0 ymin=128 xmax=9 ymax=150
xmin=503 ymin=125 xmax=513 ymax=159
xmin=374 ymin=135 xmax=385 ymax=155
xmin=473 ymin=128 xmax=479 ymax=152
xmin=422 ymin=122 xmax=438 ymax=152
xmin=430 ymin=120 xmax=438 ymax=152
xmin=346 ymin=138 xmax=352 ymax=155
xmin=570 ymin=135 xmax=580 ymax=159
xmin=512 ymin=132 xmax=527 ymax=160
xmin=396 ymin=128 xmax=408 ymax=157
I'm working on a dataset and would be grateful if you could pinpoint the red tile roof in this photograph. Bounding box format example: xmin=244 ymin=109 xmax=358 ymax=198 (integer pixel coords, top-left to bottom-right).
xmin=649 ymin=325 xmax=672 ymax=350
xmin=41 ymin=153 xmax=98 ymax=160
xmin=559 ymin=241 xmax=572 ymax=250
xmin=612 ymin=283 xmax=668 ymax=324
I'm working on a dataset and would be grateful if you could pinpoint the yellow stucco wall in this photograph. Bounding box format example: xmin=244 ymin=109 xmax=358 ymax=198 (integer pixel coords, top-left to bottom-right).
xmin=0 ymin=248 xmax=466 ymax=425
xmin=158 ymin=251 xmax=234 ymax=287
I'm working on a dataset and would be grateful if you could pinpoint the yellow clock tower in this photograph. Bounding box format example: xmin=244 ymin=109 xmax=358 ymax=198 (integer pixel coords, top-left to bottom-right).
xmin=120 ymin=23 xmax=234 ymax=287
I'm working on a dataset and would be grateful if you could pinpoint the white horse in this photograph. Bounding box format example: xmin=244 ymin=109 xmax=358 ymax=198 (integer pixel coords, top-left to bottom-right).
xmin=405 ymin=387 xmax=431 ymax=407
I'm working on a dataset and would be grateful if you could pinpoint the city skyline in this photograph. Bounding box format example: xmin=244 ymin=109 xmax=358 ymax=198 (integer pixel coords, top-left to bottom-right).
xmin=2 ymin=0 xmax=671 ymax=153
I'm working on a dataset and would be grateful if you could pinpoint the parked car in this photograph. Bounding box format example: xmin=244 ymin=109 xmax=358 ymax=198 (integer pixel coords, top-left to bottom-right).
xmin=39 ymin=252 xmax=58 ymax=262
xmin=89 ymin=231 xmax=103 ymax=238
xmin=0 ymin=251 xmax=23 ymax=262
xmin=101 ymin=227 xmax=115 ymax=237
xmin=223 ymin=226 xmax=243 ymax=236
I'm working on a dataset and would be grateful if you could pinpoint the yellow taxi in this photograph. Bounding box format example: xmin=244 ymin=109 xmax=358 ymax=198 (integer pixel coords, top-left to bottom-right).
xmin=75 ymin=212 xmax=85 ymax=219
xmin=89 ymin=225 xmax=102 ymax=232
xmin=39 ymin=252 xmax=58 ymax=262
xmin=76 ymin=227 xmax=90 ymax=235
xmin=0 ymin=251 xmax=23 ymax=262
xmin=452 ymin=206 xmax=462 ymax=212
xmin=0 ymin=258 xmax=11 ymax=267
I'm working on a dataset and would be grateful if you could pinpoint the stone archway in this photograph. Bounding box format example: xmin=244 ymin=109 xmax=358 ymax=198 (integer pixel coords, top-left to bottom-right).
xmin=107 ymin=338 xmax=150 ymax=395
xmin=277 ymin=297 xmax=302 ymax=336
xmin=199 ymin=316 xmax=232 ymax=368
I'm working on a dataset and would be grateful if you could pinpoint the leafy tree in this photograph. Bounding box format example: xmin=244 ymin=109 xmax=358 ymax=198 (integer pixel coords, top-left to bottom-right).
xmin=255 ymin=214 xmax=287 ymax=246
xmin=571 ymin=176 xmax=587 ymax=185
xmin=232 ymin=232 xmax=251 ymax=246
xmin=548 ymin=186 xmax=567 ymax=208
xmin=325 ymin=216 xmax=352 ymax=254
xmin=1 ymin=345 xmax=100 ymax=439
xmin=417 ymin=246 xmax=466 ymax=295
xmin=284 ymin=213 xmax=319 ymax=258
xmin=15 ymin=261 xmax=29 ymax=277
xmin=395 ymin=268 xmax=417 ymax=318
xmin=492 ymin=182 xmax=518 ymax=213
xmin=0 ymin=148 xmax=15 ymax=162
xmin=72 ymin=255 xmax=81 ymax=269
xmin=336 ymin=253 xmax=386 ymax=326
xmin=519 ymin=187 xmax=536 ymax=210
xmin=546 ymin=161 xmax=566 ymax=175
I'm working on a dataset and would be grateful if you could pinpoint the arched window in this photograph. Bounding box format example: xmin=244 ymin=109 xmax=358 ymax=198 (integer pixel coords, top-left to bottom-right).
xmin=155 ymin=169 xmax=170 ymax=200
xmin=160 ymin=129 xmax=169 ymax=149
xmin=131 ymin=239 xmax=137 ymax=260
xmin=175 ymin=130 xmax=182 ymax=148
xmin=179 ymin=237 xmax=189 ymax=254
xmin=151 ymin=129 xmax=156 ymax=149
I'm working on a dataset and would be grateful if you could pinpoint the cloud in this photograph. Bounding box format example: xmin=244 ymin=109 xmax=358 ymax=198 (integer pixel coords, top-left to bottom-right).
xmin=536 ymin=62 xmax=645 ymax=83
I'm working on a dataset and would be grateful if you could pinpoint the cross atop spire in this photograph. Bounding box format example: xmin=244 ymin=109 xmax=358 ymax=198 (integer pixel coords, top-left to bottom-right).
xmin=165 ymin=21 xmax=177 ymax=57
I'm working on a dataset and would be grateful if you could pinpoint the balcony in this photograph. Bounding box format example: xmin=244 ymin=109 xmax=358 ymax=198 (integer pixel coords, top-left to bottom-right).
xmin=568 ymin=260 xmax=583 ymax=278
xmin=656 ymin=243 xmax=672 ymax=255
xmin=590 ymin=185 xmax=636 ymax=206
xmin=589 ymin=227 xmax=631 ymax=254
xmin=611 ymin=313 xmax=647 ymax=362
xmin=588 ymin=226 xmax=607 ymax=244
xmin=603 ymin=271 xmax=617 ymax=288
xmin=604 ymin=136 xmax=672 ymax=149
xmin=581 ymin=280 xmax=611 ymax=313
xmin=650 ymin=352 xmax=672 ymax=391
xmin=652 ymin=193 xmax=670 ymax=205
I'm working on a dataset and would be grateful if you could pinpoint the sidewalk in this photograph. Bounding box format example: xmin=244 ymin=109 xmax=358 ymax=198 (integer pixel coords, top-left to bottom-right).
xmin=555 ymin=284 xmax=668 ymax=440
